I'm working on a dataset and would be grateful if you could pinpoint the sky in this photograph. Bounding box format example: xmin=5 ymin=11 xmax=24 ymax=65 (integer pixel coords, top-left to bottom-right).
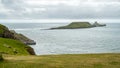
xmin=0 ymin=0 xmax=120 ymax=20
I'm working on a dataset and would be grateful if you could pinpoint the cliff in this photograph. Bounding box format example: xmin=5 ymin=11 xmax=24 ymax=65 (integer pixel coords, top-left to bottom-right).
xmin=0 ymin=24 xmax=35 ymax=55
xmin=10 ymin=30 xmax=36 ymax=45
xmin=0 ymin=24 xmax=36 ymax=45
xmin=50 ymin=21 xmax=106 ymax=29
xmin=0 ymin=24 xmax=15 ymax=39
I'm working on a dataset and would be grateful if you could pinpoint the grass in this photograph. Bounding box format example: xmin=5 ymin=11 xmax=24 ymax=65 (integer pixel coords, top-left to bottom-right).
xmin=51 ymin=22 xmax=92 ymax=29
xmin=0 ymin=38 xmax=29 ymax=55
xmin=0 ymin=24 xmax=8 ymax=36
xmin=67 ymin=22 xmax=92 ymax=28
xmin=0 ymin=53 xmax=120 ymax=68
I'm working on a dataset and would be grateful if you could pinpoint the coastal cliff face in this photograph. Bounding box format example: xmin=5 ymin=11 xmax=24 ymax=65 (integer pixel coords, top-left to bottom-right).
xmin=0 ymin=24 xmax=35 ymax=55
xmin=0 ymin=24 xmax=36 ymax=45
xmin=11 ymin=30 xmax=36 ymax=45
xmin=50 ymin=22 xmax=106 ymax=29
xmin=0 ymin=24 xmax=15 ymax=39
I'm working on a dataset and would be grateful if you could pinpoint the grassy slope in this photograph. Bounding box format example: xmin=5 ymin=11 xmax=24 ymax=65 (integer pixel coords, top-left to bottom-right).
xmin=0 ymin=38 xmax=29 ymax=55
xmin=51 ymin=22 xmax=92 ymax=29
xmin=0 ymin=53 xmax=120 ymax=68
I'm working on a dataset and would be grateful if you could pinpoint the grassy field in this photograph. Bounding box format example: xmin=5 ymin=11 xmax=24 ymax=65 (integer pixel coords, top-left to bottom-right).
xmin=0 ymin=38 xmax=29 ymax=55
xmin=0 ymin=53 xmax=120 ymax=68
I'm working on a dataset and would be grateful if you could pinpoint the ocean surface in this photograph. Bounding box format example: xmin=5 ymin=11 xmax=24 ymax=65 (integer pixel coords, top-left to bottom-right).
xmin=2 ymin=22 xmax=120 ymax=55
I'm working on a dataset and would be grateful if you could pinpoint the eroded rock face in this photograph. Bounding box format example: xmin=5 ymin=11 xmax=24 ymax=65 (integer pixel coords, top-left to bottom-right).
xmin=25 ymin=46 xmax=36 ymax=55
xmin=0 ymin=24 xmax=15 ymax=39
xmin=0 ymin=24 xmax=36 ymax=45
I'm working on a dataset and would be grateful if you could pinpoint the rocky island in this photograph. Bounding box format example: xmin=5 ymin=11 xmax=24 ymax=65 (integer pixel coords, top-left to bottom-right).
xmin=50 ymin=21 xmax=106 ymax=29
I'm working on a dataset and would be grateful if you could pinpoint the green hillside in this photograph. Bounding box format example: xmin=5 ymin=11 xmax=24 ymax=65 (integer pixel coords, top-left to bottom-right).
xmin=0 ymin=38 xmax=29 ymax=55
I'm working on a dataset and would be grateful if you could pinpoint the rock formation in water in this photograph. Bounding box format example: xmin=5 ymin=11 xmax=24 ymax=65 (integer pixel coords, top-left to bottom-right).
xmin=92 ymin=21 xmax=106 ymax=27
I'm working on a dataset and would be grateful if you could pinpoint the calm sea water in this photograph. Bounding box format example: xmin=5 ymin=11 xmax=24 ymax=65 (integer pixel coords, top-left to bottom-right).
xmin=2 ymin=22 xmax=120 ymax=55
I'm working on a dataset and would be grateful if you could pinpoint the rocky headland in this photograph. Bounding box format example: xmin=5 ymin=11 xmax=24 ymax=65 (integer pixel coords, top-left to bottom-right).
xmin=0 ymin=24 xmax=36 ymax=55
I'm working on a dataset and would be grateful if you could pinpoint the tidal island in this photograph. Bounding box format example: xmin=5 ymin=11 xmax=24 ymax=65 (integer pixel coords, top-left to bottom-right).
xmin=50 ymin=21 xmax=106 ymax=29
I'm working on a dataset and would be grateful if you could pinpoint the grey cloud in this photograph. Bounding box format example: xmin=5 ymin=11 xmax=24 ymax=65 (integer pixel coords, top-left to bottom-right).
xmin=0 ymin=0 xmax=120 ymax=19
xmin=28 ymin=3 xmax=120 ymax=19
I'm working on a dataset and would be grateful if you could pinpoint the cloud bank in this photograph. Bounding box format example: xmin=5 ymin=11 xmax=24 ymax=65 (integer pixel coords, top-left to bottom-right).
xmin=0 ymin=0 xmax=120 ymax=19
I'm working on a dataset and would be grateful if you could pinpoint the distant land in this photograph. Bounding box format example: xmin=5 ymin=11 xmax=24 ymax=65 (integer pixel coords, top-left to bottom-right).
xmin=50 ymin=21 xmax=106 ymax=29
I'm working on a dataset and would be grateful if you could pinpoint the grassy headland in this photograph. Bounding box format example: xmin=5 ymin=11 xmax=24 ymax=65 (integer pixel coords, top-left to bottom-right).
xmin=0 ymin=38 xmax=30 ymax=55
xmin=0 ymin=23 xmax=35 ymax=55
xmin=0 ymin=53 xmax=120 ymax=68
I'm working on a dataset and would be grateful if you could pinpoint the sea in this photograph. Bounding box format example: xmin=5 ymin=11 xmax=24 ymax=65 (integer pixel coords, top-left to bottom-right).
xmin=1 ymin=22 xmax=120 ymax=55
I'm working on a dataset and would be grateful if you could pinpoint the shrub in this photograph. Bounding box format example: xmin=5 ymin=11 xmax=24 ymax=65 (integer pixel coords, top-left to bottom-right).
xmin=0 ymin=53 xmax=3 ymax=61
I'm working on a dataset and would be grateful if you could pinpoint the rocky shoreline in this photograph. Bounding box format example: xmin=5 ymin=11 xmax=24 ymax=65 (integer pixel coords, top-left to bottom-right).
xmin=10 ymin=30 xmax=36 ymax=45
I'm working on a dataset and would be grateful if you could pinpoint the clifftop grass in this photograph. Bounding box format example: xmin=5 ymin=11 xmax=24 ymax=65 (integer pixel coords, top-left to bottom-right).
xmin=0 ymin=38 xmax=29 ymax=55
xmin=67 ymin=22 xmax=92 ymax=28
xmin=0 ymin=53 xmax=120 ymax=68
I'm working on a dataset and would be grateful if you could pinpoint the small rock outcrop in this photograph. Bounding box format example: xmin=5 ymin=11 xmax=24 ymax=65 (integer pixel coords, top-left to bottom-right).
xmin=25 ymin=46 xmax=36 ymax=55
xmin=92 ymin=21 xmax=106 ymax=27
xmin=50 ymin=21 xmax=106 ymax=29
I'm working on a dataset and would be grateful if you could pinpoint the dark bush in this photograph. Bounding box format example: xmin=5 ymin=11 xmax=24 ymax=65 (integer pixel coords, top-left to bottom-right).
xmin=0 ymin=53 xmax=3 ymax=61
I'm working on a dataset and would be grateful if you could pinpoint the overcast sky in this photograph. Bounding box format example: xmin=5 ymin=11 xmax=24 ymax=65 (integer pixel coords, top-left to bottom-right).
xmin=0 ymin=0 xmax=120 ymax=19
